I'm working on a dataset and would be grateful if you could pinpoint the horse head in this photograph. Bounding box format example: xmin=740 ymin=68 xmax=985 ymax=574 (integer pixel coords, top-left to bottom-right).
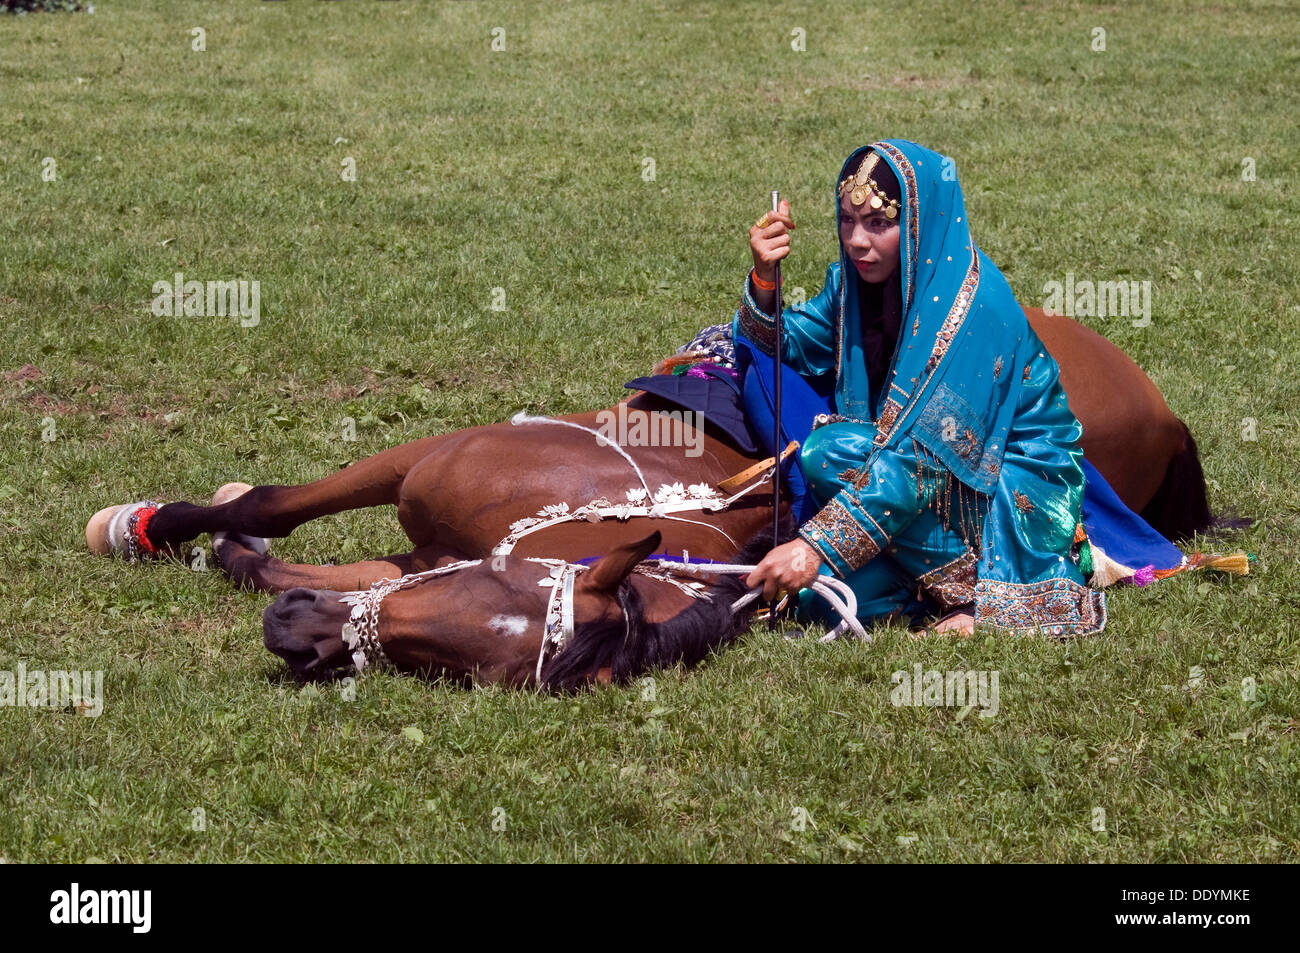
xmin=262 ymin=531 xmax=724 ymax=689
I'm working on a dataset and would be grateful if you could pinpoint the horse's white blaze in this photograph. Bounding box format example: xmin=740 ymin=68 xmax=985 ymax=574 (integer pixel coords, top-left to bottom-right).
xmin=488 ymin=614 xmax=530 ymax=638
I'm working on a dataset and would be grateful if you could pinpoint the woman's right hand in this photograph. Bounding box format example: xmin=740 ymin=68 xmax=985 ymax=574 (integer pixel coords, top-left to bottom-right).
xmin=749 ymin=198 xmax=795 ymax=283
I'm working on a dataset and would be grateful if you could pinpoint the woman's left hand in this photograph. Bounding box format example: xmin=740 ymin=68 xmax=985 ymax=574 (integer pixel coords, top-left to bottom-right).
xmin=744 ymin=538 xmax=824 ymax=601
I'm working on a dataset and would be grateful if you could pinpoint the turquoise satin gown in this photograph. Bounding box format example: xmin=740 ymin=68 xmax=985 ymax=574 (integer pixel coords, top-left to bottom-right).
xmin=733 ymin=139 xmax=1106 ymax=637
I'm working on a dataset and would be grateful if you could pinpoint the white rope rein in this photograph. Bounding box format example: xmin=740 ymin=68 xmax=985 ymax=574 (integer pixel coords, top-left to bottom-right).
xmin=646 ymin=560 xmax=870 ymax=642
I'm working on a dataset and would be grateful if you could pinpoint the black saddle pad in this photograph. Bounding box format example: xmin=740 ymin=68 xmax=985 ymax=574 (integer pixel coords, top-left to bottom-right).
xmin=624 ymin=365 xmax=758 ymax=454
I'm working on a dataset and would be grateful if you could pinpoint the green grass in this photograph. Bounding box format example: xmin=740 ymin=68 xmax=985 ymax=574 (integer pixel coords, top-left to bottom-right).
xmin=1 ymin=0 xmax=1297 ymax=862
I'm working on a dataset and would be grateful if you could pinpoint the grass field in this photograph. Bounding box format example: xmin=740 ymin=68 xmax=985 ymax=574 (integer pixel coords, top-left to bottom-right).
xmin=1 ymin=0 xmax=1297 ymax=863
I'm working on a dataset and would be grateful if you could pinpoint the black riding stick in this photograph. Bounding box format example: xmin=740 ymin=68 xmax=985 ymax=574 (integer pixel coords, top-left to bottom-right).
xmin=769 ymin=189 xmax=783 ymax=630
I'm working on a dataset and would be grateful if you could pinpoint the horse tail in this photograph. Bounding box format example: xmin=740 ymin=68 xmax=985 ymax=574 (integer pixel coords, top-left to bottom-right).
xmin=1138 ymin=420 xmax=1247 ymax=541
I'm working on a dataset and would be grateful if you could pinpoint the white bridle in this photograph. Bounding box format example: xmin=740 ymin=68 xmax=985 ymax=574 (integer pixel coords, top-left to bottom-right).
xmin=337 ymin=554 xmax=868 ymax=679
xmin=338 ymin=556 xmax=583 ymax=675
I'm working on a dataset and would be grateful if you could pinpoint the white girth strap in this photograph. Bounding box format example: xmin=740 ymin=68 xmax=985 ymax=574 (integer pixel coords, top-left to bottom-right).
xmin=497 ymin=412 xmax=780 ymax=557
xmin=511 ymin=411 xmax=652 ymax=498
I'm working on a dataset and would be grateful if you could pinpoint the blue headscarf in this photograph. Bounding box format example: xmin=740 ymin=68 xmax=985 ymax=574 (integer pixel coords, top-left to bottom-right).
xmin=833 ymin=140 xmax=1032 ymax=497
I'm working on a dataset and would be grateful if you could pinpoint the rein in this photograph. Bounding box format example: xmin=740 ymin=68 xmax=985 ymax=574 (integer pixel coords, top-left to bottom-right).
xmin=644 ymin=559 xmax=868 ymax=642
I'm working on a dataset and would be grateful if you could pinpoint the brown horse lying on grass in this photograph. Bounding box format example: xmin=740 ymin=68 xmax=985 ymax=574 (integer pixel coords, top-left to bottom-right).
xmin=86 ymin=308 xmax=1216 ymax=689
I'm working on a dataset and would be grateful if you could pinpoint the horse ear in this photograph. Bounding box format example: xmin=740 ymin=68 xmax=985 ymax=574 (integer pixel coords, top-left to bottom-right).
xmin=581 ymin=531 xmax=661 ymax=593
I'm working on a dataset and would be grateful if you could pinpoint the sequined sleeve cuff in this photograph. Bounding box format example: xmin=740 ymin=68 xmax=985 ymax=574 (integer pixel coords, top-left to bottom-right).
xmin=735 ymin=272 xmax=779 ymax=355
xmin=798 ymin=497 xmax=888 ymax=578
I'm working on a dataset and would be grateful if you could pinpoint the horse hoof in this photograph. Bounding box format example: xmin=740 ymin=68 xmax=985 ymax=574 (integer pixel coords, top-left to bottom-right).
xmin=210 ymin=482 xmax=270 ymax=555
xmin=211 ymin=482 xmax=254 ymax=506
xmin=212 ymin=531 xmax=269 ymax=559
xmin=84 ymin=500 xmax=166 ymax=560
xmin=85 ymin=503 xmax=129 ymax=555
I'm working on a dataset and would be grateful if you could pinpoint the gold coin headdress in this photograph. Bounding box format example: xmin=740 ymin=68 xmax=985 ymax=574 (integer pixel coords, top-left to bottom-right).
xmin=838 ymin=152 xmax=901 ymax=220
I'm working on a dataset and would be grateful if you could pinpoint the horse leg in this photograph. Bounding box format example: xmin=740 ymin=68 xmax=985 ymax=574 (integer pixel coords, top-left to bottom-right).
xmin=212 ymin=533 xmax=469 ymax=594
xmin=127 ymin=434 xmax=449 ymax=554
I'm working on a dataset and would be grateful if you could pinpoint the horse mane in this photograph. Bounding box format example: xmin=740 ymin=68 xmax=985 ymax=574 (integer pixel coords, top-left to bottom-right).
xmin=540 ymin=516 xmax=797 ymax=692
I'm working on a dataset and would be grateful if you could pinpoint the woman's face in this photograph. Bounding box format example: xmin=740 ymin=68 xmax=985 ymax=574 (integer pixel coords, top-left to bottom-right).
xmin=838 ymin=192 xmax=901 ymax=285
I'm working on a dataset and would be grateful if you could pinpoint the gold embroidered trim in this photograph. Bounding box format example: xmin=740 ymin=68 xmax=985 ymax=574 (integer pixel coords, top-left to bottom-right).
xmin=873 ymin=250 xmax=981 ymax=449
xmin=872 ymin=142 xmax=919 ymax=315
xmin=974 ymin=577 xmax=1107 ymax=639
xmin=955 ymin=427 xmax=981 ymax=462
xmin=835 ymin=262 xmax=846 ymax=393
xmin=911 ymin=438 xmax=989 ymax=552
xmin=924 ymin=251 xmax=980 ymax=375
xmin=801 ymin=497 xmax=884 ymax=572
xmin=917 ymin=550 xmax=978 ymax=611
xmin=737 ymin=285 xmax=777 ymax=354
xmin=837 ymin=465 xmax=872 ymax=491
xmin=860 ymin=508 xmax=890 ymax=541
xmin=877 ymin=398 xmax=902 ymax=435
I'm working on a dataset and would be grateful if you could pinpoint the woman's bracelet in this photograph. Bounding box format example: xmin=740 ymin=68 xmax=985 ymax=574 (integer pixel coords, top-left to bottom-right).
xmin=750 ymin=269 xmax=778 ymax=292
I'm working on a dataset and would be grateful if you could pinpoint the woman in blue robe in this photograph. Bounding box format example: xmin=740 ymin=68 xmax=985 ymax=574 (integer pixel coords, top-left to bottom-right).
xmin=739 ymin=139 xmax=1107 ymax=637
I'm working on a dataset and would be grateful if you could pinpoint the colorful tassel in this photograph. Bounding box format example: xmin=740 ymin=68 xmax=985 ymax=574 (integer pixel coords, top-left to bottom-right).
xmin=1198 ymin=551 xmax=1250 ymax=576
xmin=1084 ymin=541 xmax=1134 ymax=588
xmin=653 ymin=351 xmax=707 ymax=375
